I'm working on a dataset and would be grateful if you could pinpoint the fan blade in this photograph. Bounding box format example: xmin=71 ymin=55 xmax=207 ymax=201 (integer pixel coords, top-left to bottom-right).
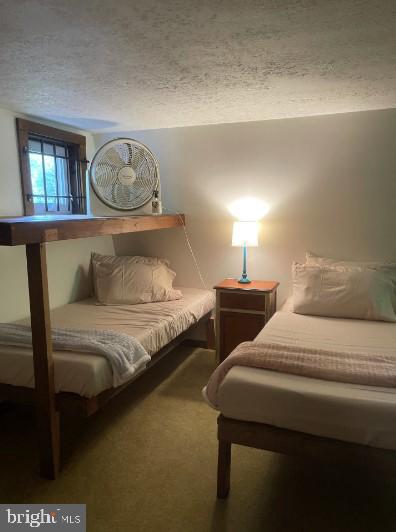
xmin=103 ymin=148 xmax=125 ymax=169
xmin=95 ymin=162 xmax=118 ymax=189
xmin=126 ymin=143 xmax=134 ymax=166
xmin=114 ymin=143 xmax=131 ymax=165
xmin=130 ymin=146 xmax=145 ymax=169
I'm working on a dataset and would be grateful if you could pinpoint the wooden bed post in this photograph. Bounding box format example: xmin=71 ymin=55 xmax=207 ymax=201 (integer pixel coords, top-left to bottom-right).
xmin=26 ymin=243 xmax=60 ymax=479
xmin=217 ymin=440 xmax=231 ymax=498
xmin=217 ymin=421 xmax=232 ymax=499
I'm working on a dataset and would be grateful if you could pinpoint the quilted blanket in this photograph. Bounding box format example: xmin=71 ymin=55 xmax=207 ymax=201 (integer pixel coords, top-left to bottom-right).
xmin=0 ymin=324 xmax=151 ymax=387
xmin=204 ymin=341 xmax=396 ymax=408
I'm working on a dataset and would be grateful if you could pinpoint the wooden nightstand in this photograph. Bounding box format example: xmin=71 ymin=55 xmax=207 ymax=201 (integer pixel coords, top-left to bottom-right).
xmin=214 ymin=278 xmax=279 ymax=363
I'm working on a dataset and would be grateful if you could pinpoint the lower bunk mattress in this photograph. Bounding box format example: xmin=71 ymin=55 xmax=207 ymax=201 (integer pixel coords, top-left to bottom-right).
xmin=210 ymin=309 xmax=396 ymax=450
xmin=0 ymin=287 xmax=215 ymax=398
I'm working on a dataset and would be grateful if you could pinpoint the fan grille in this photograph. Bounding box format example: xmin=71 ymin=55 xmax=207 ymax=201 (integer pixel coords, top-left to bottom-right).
xmin=90 ymin=138 xmax=159 ymax=210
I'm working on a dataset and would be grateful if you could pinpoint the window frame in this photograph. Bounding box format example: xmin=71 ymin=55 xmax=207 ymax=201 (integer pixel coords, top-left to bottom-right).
xmin=16 ymin=118 xmax=88 ymax=216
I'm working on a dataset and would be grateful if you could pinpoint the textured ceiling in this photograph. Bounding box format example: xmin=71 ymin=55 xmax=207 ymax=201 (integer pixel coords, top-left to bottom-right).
xmin=0 ymin=0 xmax=395 ymax=131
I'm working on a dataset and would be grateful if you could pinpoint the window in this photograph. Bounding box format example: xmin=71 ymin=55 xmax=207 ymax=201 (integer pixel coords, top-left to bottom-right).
xmin=16 ymin=119 xmax=88 ymax=216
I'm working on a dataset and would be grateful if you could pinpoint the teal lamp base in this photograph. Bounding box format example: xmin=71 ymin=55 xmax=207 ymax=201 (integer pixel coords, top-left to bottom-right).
xmin=238 ymin=244 xmax=251 ymax=284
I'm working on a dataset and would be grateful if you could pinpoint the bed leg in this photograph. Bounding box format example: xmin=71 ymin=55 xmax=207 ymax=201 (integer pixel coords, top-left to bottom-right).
xmin=206 ymin=316 xmax=215 ymax=350
xmin=217 ymin=439 xmax=231 ymax=498
xmin=26 ymin=243 xmax=60 ymax=479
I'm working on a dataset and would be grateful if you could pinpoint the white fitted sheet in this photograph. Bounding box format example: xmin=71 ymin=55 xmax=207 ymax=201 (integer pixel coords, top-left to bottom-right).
xmin=217 ymin=310 xmax=396 ymax=450
xmin=0 ymin=287 xmax=215 ymax=398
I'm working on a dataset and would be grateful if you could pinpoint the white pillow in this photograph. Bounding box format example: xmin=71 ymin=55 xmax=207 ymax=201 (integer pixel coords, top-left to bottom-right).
xmin=92 ymin=253 xmax=182 ymax=305
xmin=292 ymin=262 xmax=396 ymax=322
xmin=306 ymin=251 xmax=395 ymax=270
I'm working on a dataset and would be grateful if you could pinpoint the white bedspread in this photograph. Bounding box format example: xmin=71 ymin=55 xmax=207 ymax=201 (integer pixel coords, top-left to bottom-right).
xmin=0 ymin=324 xmax=150 ymax=387
xmin=207 ymin=308 xmax=396 ymax=450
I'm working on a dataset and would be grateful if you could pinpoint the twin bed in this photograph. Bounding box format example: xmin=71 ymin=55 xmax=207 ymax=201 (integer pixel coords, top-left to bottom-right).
xmin=0 ymin=286 xmax=215 ymax=431
xmin=0 ymin=287 xmax=214 ymax=399
xmin=204 ymin=300 xmax=396 ymax=497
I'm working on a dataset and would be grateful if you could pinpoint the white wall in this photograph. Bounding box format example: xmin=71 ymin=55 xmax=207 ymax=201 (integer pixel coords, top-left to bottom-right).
xmin=95 ymin=108 xmax=396 ymax=305
xmin=0 ymin=107 xmax=114 ymax=322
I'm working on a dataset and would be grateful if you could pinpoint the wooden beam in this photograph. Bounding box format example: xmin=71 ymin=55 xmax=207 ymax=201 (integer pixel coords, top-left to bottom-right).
xmin=0 ymin=214 xmax=185 ymax=246
xmin=26 ymin=243 xmax=60 ymax=479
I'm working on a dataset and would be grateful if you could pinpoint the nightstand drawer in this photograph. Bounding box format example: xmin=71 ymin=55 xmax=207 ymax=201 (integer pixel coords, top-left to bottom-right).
xmin=219 ymin=291 xmax=266 ymax=312
xmin=220 ymin=311 xmax=266 ymax=358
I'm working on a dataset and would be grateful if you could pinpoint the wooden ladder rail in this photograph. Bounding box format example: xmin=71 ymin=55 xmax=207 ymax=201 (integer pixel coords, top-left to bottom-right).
xmin=26 ymin=243 xmax=60 ymax=479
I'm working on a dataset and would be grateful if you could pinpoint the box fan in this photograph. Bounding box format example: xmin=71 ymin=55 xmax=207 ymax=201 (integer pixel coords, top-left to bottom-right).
xmin=90 ymin=138 xmax=160 ymax=211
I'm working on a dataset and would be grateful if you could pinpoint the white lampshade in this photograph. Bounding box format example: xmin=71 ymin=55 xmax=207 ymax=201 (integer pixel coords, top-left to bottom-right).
xmin=232 ymin=221 xmax=258 ymax=247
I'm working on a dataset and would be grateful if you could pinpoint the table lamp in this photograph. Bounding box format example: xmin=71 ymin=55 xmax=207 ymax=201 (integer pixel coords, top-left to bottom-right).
xmin=232 ymin=221 xmax=258 ymax=284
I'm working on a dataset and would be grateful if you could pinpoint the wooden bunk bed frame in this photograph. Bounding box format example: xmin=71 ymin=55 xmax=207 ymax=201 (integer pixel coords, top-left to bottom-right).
xmin=0 ymin=213 xmax=210 ymax=479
